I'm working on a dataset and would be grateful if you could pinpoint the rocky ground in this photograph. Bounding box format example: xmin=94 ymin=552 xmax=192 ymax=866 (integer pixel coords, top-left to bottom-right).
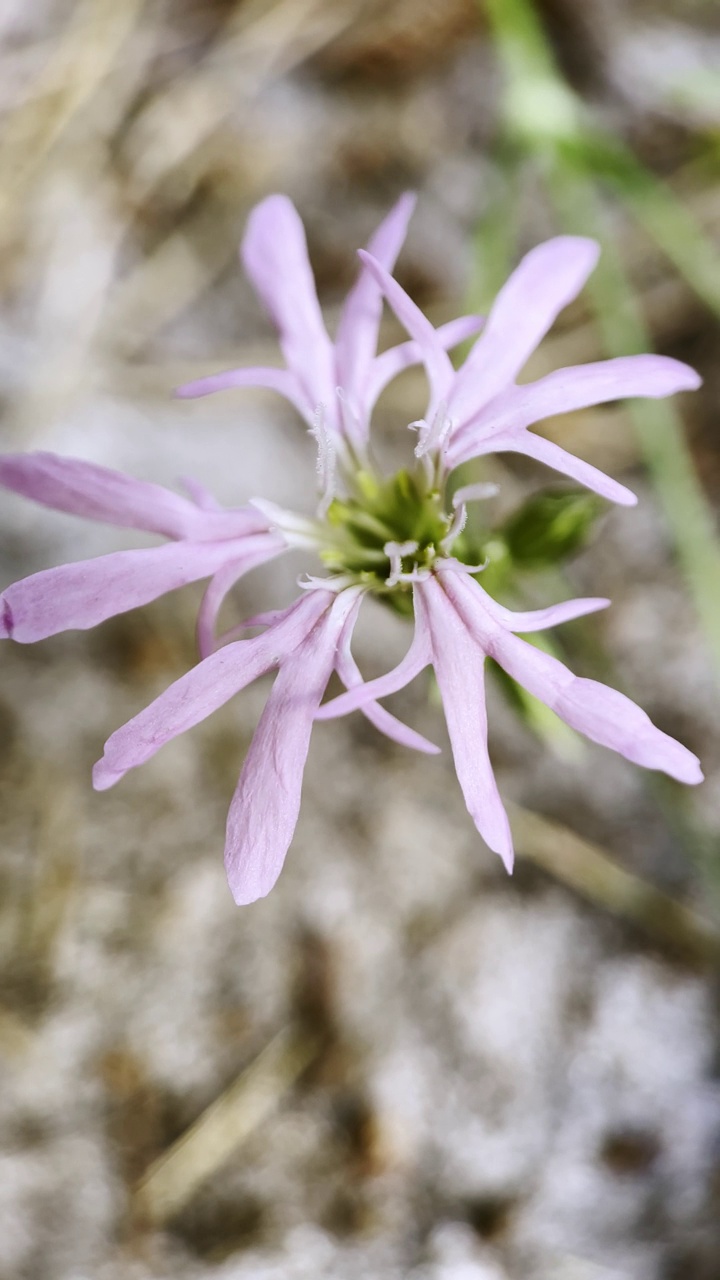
xmin=1 ymin=2 xmax=719 ymax=1277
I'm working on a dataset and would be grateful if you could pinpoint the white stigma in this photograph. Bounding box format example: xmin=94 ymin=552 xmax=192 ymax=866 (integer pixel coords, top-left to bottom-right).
xmin=384 ymin=539 xmax=432 ymax=587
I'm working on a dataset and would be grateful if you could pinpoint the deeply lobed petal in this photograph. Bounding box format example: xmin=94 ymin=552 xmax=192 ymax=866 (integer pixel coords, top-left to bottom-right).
xmin=448 ymin=354 xmax=701 ymax=466
xmin=459 ymin=428 xmax=638 ymax=506
xmin=225 ymin=588 xmax=362 ymax=904
xmin=417 ymin=575 xmax=514 ymax=870
xmin=0 ymin=452 xmax=207 ymax=540
xmin=445 ymin=569 xmax=703 ymax=787
xmin=315 ymin=615 xmax=433 ymax=722
xmin=498 ymin=631 xmax=703 ymax=784
xmin=1 ymin=536 xmax=279 ymax=643
xmin=0 ymin=451 xmax=270 ymax=542
xmin=478 ymin=591 xmax=610 ymax=633
xmin=196 ymin=536 xmax=287 ymax=659
xmin=334 ymin=596 xmax=440 ymax=755
xmin=93 ymin=590 xmax=332 ymax=790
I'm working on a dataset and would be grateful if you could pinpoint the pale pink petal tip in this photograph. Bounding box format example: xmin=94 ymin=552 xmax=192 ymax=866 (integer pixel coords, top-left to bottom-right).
xmin=174 ymin=382 xmax=203 ymax=399
xmin=497 ymin=839 xmax=515 ymax=875
xmin=676 ymin=364 xmax=702 ymax=391
xmin=92 ymin=760 xmax=123 ymax=791
xmin=665 ymin=745 xmax=704 ymax=787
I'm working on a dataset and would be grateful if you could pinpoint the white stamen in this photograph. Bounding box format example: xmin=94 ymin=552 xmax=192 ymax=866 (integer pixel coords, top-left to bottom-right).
xmin=441 ymin=554 xmax=489 ymax=575
xmin=297 ymin=572 xmax=357 ymax=594
xmin=336 ymin=386 xmax=361 ymax=442
xmin=452 ymin=481 xmax=500 ymax=507
xmin=440 ymin=501 xmax=467 ymax=553
xmin=308 ymin=404 xmax=337 ymax=516
xmin=409 ymin=404 xmax=453 ymax=460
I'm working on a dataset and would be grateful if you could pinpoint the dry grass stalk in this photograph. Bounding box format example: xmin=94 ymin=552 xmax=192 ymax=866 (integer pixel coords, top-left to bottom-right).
xmin=125 ymin=0 xmax=370 ymax=202
xmin=132 ymin=1024 xmax=319 ymax=1227
xmin=509 ymin=803 xmax=720 ymax=965
xmin=0 ymin=0 xmax=146 ymax=243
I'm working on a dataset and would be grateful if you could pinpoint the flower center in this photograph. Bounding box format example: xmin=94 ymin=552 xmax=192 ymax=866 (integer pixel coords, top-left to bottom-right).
xmin=319 ymin=467 xmax=474 ymax=609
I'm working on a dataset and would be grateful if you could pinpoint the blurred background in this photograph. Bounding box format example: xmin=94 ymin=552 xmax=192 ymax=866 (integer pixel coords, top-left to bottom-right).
xmin=0 ymin=1 xmax=719 ymax=1277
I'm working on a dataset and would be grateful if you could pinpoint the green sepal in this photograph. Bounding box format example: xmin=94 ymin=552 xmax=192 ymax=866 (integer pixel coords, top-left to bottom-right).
xmin=502 ymin=490 xmax=603 ymax=569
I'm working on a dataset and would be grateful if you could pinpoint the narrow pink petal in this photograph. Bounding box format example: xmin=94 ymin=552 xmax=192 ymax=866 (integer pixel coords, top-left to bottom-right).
xmin=555 ymin=680 xmax=703 ymax=783
xmin=449 ymin=237 xmax=600 ymax=421
xmin=0 ymin=452 xmax=204 ymax=540
xmin=0 ymin=451 xmax=269 ymax=544
xmin=192 ymin=509 xmax=278 ymax=542
xmin=334 ymin=598 xmax=440 ymax=755
xmin=241 ymin=196 xmax=336 ymax=421
xmin=315 ymin=611 xmax=432 ymax=721
xmin=224 ymin=589 xmax=361 ymax=905
xmin=335 ymin=194 xmax=417 ymax=416
xmin=356 ymin=250 xmax=455 ymax=413
xmin=455 ymin=428 xmax=637 ymax=507
xmin=365 ymin=314 xmax=484 ymax=415
xmin=1 ymin=538 xmax=258 ymax=643
xmin=174 ymin=479 xmax=274 ymax=541
xmin=417 ymin=576 xmax=514 ymax=871
xmin=93 ymin=591 xmax=332 ymax=790
xmin=450 ymin=354 xmax=701 ymax=453
xmin=485 ymin=623 xmax=703 ymax=786
xmin=175 ymin=365 xmax=310 ymax=419
xmin=436 ymin=315 xmax=486 ymax=348
xmin=180 ymin=477 xmax=222 ymax=510
xmin=217 ymin=604 xmax=297 ymax=645
xmin=475 ymin=590 xmax=611 ymax=634
xmin=196 ymin=535 xmax=286 ymax=659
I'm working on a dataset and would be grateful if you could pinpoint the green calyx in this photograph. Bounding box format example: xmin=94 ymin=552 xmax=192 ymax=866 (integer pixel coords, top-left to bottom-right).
xmin=320 ymin=468 xmax=453 ymax=605
xmin=502 ymin=490 xmax=603 ymax=567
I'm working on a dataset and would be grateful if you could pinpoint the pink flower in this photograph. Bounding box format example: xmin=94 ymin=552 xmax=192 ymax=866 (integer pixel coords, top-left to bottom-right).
xmin=317 ymin=563 xmax=702 ymax=872
xmin=0 ymin=195 xmax=704 ymax=904
xmin=357 ymin=241 xmax=701 ymax=505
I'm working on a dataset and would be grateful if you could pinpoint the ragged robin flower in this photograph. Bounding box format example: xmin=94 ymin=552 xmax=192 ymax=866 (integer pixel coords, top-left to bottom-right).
xmin=0 ymin=195 xmax=703 ymax=903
